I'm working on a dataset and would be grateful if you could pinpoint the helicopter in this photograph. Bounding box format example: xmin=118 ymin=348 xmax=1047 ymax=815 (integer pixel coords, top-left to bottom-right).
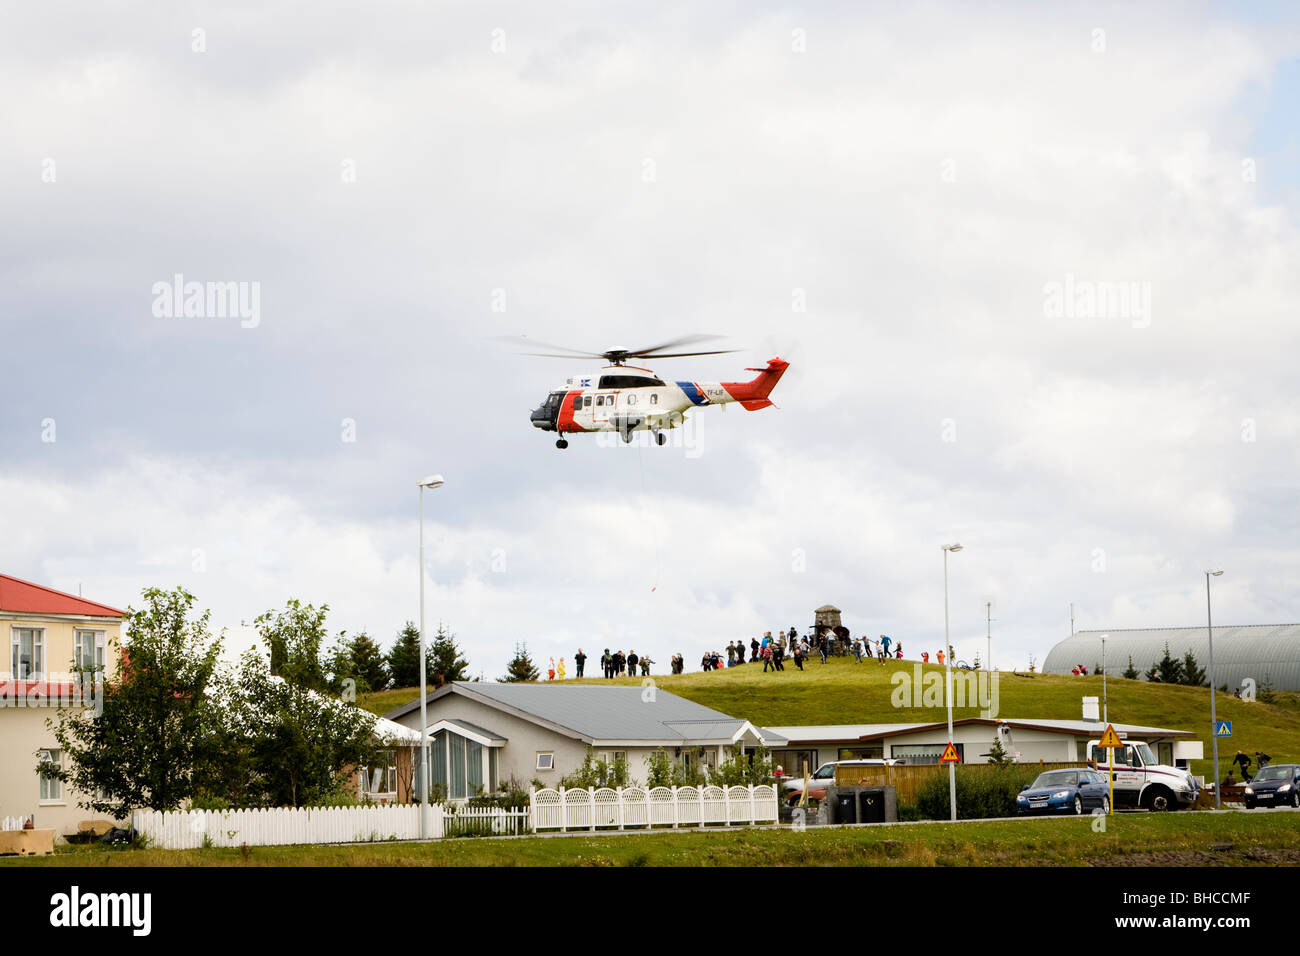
xmin=518 ymin=335 xmax=789 ymax=448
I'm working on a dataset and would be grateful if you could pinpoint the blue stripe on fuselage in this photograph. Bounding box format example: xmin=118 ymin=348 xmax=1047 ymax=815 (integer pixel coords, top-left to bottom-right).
xmin=677 ymin=381 xmax=709 ymax=405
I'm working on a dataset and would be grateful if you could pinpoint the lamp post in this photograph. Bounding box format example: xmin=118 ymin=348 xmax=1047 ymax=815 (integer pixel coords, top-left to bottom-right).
xmin=943 ymin=543 xmax=963 ymax=822
xmin=417 ymin=474 xmax=445 ymax=838
xmin=1101 ymin=633 xmax=1108 ymax=725
xmin=1206 ymin=569 xmax=1223 ymax=810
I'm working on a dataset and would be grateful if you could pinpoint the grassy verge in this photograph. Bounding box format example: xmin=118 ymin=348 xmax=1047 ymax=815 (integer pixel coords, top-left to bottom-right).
xmin=7 ymin=812 xmax=1298 ymax=867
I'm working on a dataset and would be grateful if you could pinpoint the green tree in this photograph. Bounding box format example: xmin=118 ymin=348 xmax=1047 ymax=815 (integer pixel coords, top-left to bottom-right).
xmin=501 ymin=643 xmax=540 ymax=683
xmin=229 ymin=648 xmax=382 ymax=807
xmin=1145 ymin=642 xmax=1183 ymax=684
xmin=1123 ymin=655 xmax=1138 ymax=680
xmin=1180 ymin=650 xmax=1207 ymax=687
xmin=326 ymin=631 xmax=389 ymax=694
xmin=709 ymin=742 xmax=775 ymax=787
xmin=428 ymin=622 xmax=470 ymax=686
xmin=385 ymin=622 xmax=423 ymax=687
xmin=257 ymin=599 xmax=330 ymax=692
xmin=646 ymin=747 xmax=675 ymax=788
xmin=46 ymin=586 xmax=225 ymax=816
xmin=986 ymin=733 xmax=1012 ymax=767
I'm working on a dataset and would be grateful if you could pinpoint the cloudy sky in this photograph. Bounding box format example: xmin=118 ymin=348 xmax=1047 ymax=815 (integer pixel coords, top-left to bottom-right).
xmin=3 ymin=1 xmax=1298 ymax=678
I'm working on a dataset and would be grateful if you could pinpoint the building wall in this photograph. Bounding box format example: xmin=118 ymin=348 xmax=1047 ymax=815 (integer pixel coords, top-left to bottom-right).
xmin=1 ymin=614 xmax=122 ymax=839
xmin=884 ymin=728 xmax=1077 ymax=764
xmin=392 ymin=694 xmax=733 ymax=790
xmin=392 ymin=694 xmax=590 ymax=789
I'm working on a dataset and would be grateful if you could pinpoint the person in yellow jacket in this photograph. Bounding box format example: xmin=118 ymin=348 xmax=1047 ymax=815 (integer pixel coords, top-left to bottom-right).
xmin=558 ymin=657 xmax=567 ymax=680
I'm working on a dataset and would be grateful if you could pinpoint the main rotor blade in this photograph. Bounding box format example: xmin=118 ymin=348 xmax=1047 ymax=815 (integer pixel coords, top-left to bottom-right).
xmin=635 ymin=349 xmax=742 ymax=359
xmin=624 ymin=334 xmax=728 ymax=357
xmin=494 ymin=335 xmax=602 ymax=358
xmin=519 ymin=352 xmax=607 ymax=359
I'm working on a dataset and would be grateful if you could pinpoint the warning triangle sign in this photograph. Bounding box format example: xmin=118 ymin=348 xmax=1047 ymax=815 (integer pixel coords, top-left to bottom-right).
xmin=939 ymin=742 xmax=960 ymax=764
xmin=1097 ymin=724 xmax=1123 ymax=748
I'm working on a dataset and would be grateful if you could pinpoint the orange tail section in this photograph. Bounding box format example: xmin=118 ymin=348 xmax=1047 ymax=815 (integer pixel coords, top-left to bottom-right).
xmin=721 ymin=357 xmax=789 ymax=411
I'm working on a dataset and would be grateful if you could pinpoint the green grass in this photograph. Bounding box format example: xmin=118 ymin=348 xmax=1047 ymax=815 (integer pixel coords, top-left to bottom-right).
xmin=8 ymin=812 xmax=1298 ymax=867
xmin=364 ymin=659 xmax=1300 ymax=778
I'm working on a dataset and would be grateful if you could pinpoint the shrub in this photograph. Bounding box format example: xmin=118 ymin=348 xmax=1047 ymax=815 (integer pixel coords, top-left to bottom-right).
xmin=914 ymin=765 xmax=1043 ymax=820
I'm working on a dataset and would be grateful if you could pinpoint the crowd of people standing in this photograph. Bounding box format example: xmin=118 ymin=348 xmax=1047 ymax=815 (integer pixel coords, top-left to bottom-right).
xmin=551 ymin=629 xmax=960 ymax=680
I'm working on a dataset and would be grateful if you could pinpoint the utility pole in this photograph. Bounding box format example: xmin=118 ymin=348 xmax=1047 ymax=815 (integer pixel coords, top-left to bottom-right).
xmin=985 ymin=602 xmax=994 ymax=671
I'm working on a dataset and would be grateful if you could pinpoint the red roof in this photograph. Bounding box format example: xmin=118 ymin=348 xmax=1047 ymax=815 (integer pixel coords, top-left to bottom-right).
xmin=0 ymin=574 xmax=125 ymax=619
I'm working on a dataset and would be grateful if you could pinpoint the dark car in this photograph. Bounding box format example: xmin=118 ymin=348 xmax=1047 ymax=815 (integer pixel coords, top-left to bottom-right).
xmin=1243 ymin=764 xmax=1300 ymax=809
xmin=1016 ymin=768 xmax=1111 ymax=816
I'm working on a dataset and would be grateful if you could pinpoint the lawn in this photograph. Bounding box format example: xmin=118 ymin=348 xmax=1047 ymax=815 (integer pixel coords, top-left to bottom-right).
xmin=8 ymin=811 xmax=1298 ymax=867
xmin=364 ymin=658 xmax=1300 ymax=778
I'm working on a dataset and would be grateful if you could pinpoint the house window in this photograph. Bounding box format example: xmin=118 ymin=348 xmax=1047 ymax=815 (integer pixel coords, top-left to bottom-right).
xmin=11 ymin=628 xmax=44 ymax=679
xmin=74 ymin=630 xmax=106 ymax=672
xmin=38 ymin=749 xmax=62 ymax=803
xmin=890 ymin=744 xmax=963 ymax=765
xmin=361 ymin=750 xmax=398 ymax=798
xmin=536 ymin=752 xmax=554 ymax=771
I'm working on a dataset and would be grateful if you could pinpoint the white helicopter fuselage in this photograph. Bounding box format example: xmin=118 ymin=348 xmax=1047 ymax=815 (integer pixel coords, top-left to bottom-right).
xmin=529 ymin=358 xmax=788 ymax=445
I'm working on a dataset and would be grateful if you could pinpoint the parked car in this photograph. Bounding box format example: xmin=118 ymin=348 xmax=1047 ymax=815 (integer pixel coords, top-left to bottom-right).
xmin=781 ymin=759 xmax=902 ymax=804
xmin=1243 ymin=764 xmax=1300 ymax=809
xmin=1016 ymin=768 xmax=1111 ymax=815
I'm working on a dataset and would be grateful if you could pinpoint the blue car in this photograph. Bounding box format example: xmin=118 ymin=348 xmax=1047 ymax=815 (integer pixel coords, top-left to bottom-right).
xmin=1243 ymin=764 xmax=1300 ymax=809
xmin=1017 ymin=768 xmax=1110 ymax=816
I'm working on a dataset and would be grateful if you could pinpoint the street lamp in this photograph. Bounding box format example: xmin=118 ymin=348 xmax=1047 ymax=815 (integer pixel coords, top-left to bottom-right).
xmin=943 ymin=543 xmax=963 ymax=822
xmin=1206 ymin=569 xmax=1224 ymax=810
xmin=418 ymin=474 xmax=445 ymax=838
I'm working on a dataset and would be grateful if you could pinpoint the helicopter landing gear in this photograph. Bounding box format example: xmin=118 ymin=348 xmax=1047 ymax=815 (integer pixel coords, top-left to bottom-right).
xmin=620 ymin=427 xmax=635 ymax=444
xmin=655 ymin=431 xmax=667 ymax=446
xmin=555 ymin=439 xmax=568 ymax=449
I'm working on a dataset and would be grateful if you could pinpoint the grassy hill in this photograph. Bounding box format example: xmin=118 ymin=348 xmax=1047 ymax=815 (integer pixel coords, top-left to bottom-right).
xmin=363 ymin=658 xmax=1300 ymax=777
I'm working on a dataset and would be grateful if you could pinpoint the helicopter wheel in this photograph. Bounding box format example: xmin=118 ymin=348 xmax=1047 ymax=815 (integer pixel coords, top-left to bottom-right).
xmin=555 ymin=439 xmax=568 ymax=449
xmin=655 ymin=432 xmax=667 ymax=446
xmin=620 ymin=428 xmax=635 ymax=444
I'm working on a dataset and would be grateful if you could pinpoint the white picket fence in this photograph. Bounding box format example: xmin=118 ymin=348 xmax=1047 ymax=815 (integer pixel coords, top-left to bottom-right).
xmin=530 ymin=785 xmax=778 ymax=831
xmin=131 ymin=804 xmax=442 ymax=849
xmin=130 ymin=784 xmax=778 ymax=849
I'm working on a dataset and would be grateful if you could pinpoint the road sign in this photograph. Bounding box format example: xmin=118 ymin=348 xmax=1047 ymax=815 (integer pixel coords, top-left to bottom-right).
xmin=939 ymin=742 xmax=960 ymax=764
xmin=1215 ymin=721 xmax=1233 ymax=738
xmin=1097 ymin=723 xmax=1124 ymax=749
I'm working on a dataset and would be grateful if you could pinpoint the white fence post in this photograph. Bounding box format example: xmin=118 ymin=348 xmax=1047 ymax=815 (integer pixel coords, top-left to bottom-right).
xmin=617 ymin=786 xmax=624 ymax=831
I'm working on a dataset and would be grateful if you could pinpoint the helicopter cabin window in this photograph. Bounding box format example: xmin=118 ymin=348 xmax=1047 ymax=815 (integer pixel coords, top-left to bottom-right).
xmin=596 ymin=396 xmax=604 ymax=407
xmin=598 ymin=374 xmax=665 ymax=389
xmin=627 ymin=394 xmax=637 ymax=405
xmin=583 ymin=395 xmax=592 ymax=407
xmin=572 ymin=395 xmax=582 ymax=411
xmin=650 ymin=394 xmax=658 ymax=405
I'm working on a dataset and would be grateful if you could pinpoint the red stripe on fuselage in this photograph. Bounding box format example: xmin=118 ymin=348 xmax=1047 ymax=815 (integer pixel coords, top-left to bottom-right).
xmin=556 ymin=390 xmax=585 ymax=432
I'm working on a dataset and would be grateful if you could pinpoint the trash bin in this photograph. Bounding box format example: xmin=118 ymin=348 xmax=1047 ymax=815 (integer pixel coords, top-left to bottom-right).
xmin=834 ymin=790 xmax=859 ymax=824
xmin=858 ymin=787 xmax=887 ymax=823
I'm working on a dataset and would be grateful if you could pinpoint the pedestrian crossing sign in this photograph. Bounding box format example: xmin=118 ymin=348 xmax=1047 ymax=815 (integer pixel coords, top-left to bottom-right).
xmin=939 ymin=742 xmax=960 ymax=764
xmin=1215 ymin=721 xmax=1232 ymax=737
xmin=1097 ymin=724 xmax=1124 ymax=749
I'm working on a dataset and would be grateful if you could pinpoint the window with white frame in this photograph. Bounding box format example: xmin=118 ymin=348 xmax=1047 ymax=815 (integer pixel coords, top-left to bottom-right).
xmin=11 ymin=628 xmax=44 ymax=679
xmin=536 ymin=752 xmax=554 ymax=771
xmin=74 ymin=630 xmax=106 ymax=672
xmin=360 ymin=752 xmax=398 ymax=797
xmin=38 ymin=749 xmax=62 ymax=803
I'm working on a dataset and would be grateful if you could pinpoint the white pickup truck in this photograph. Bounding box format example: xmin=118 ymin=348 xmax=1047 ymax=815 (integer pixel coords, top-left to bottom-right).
xmin=1086 ymin=739 xmax=1199 ymax=811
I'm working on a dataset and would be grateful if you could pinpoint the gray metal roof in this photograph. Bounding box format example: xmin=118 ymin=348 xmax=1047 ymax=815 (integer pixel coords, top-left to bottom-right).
xmin=438 ymin=718 xmax=506 ymax=744
xmin=388 ymin=682 xmax=758 ymax=744
xmin=1045 ymin=625 xmax=1300 ymax=690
